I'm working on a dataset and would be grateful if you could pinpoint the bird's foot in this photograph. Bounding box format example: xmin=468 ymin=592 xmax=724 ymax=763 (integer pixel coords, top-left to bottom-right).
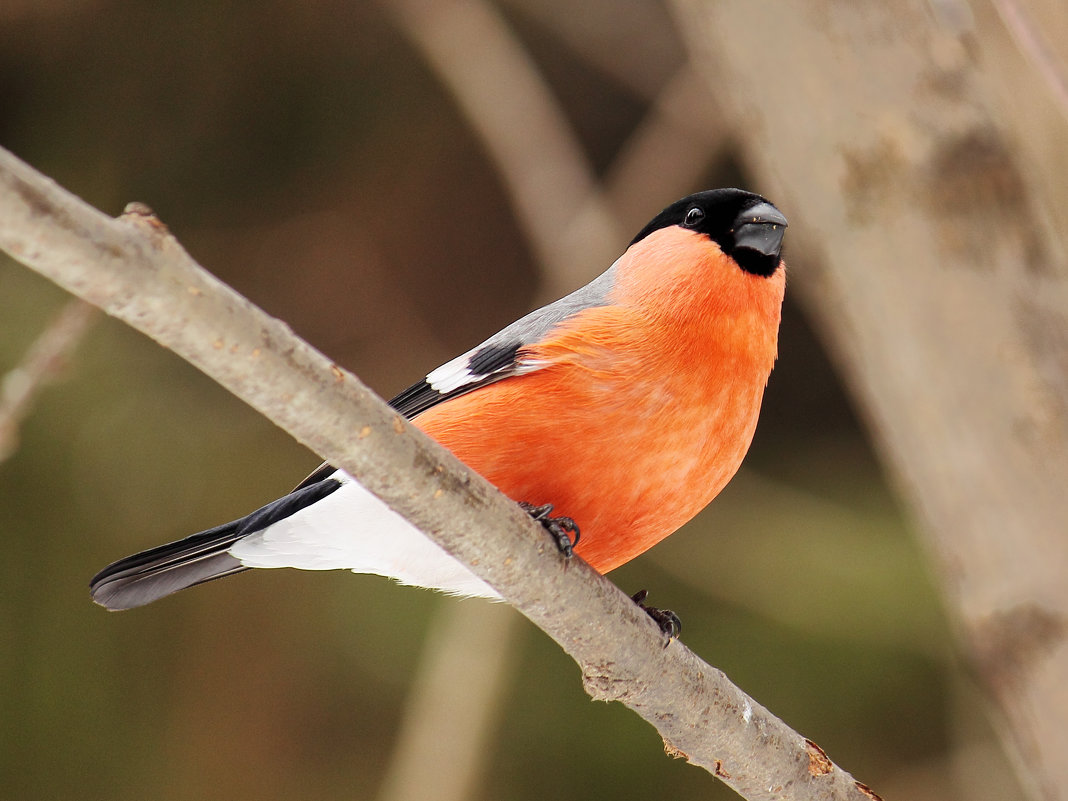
xmin=631 ymin=589 xmax=681 ymax=644
xmin=519 ymin=502 xmax=580 ymax=558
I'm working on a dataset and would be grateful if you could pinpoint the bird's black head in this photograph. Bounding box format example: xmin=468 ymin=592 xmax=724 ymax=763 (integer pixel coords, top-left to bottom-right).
xmin=630 ymin=189 xmax=788 ymax=277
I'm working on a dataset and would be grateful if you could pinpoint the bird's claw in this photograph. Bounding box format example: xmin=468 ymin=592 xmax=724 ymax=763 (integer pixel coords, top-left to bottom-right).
xmin=520 ymin=502 xmax=580 ymax=558
xmin=631 ymin=589 xmax=681 ymax=644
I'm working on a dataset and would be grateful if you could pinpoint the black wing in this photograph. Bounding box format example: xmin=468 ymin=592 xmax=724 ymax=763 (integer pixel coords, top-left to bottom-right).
xmin=293 ymin=341 xmax=524 ymax=491
xmin=388 ymin=341 xmax=522 ymax=417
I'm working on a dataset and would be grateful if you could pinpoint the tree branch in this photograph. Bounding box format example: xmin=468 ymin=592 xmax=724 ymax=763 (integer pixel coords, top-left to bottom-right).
xmin=0 ymin=297 xmax=97 ymax=463
xmin=375 ymin=602 xmax=518 ymax=801
xmin=381 ymin=0 xmax=622 ymax=300
xmin=0 ymin=145 xmax=878 ymax=801
xmin=602 ymin=64 xmax=733 ymax=235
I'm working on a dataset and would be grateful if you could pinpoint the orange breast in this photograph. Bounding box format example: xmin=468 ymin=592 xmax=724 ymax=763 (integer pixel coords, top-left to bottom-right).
xmin=415 ymin=231 xmax=784 ymax=573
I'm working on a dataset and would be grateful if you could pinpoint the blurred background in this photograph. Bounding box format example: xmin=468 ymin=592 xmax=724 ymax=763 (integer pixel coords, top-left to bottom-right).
xmin=1 ymin=1 xmax=1062 ymax=799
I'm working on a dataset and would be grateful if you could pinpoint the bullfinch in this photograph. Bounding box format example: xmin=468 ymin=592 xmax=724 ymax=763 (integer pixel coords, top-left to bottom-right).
xmin=90 ymin=188 xmax=788 ymax=614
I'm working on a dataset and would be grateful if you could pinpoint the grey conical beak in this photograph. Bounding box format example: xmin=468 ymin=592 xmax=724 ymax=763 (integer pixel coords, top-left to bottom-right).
xmin=733 ymin=201 xmax=788 ymax=258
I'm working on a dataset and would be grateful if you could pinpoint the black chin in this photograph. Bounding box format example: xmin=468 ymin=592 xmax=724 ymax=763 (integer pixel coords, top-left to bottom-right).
xmin=732 ymin=248 xmax=782 ymax=278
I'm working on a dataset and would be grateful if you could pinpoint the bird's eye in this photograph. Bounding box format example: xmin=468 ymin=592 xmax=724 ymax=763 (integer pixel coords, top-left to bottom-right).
xmin=683 ymin=206 xmax=705 ymax=227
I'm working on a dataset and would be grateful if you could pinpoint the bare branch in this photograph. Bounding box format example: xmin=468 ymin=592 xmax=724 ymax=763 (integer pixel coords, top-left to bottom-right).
xmin=376 ymin=603 xmax=518 ymax=801
xmin=0 ymin=146 xmax=879 ymax=800
xmin=381 ymin=0 xmax=622 ymax=300
xmin=602 ymin=64 xmax=733 ymax=234
xmin=497 ymin=0 xmax=684 ymax=100
xmin=0 ymin=297 xmax=97 ymax=463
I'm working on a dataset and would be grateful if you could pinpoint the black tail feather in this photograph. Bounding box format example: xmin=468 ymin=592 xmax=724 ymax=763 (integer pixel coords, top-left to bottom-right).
xmin=90 ymin=478 xmax=342 ymax=611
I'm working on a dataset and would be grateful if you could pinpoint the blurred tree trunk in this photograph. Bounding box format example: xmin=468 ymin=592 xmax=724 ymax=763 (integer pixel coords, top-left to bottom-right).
xmin=671 ymin=2 xmax=1068 ymax=799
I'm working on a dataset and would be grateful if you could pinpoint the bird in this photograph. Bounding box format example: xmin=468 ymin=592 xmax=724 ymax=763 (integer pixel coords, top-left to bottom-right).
xmin=90 ymin=188 xmax=788 ymax=617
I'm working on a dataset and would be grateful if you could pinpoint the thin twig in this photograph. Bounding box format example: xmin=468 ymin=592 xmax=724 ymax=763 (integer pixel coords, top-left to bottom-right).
xmin=603 ymin=64 xmax=733 ymax=234
xmin=375 ymin=603 xmax=518 ymax=801
xmin=382 ymin=0 xmax=622 ymax=301
xmin=0 ymin=297 xmax=98 ymax=463
xmin=497 ymin=0 xmax=683 ymax=100
xmin=0 ymin=145 xmax=875 ymax=800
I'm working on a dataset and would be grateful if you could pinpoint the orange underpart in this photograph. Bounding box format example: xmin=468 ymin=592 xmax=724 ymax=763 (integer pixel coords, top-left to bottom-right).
xmin=414 ymin=227 xmax=785 ymax=574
